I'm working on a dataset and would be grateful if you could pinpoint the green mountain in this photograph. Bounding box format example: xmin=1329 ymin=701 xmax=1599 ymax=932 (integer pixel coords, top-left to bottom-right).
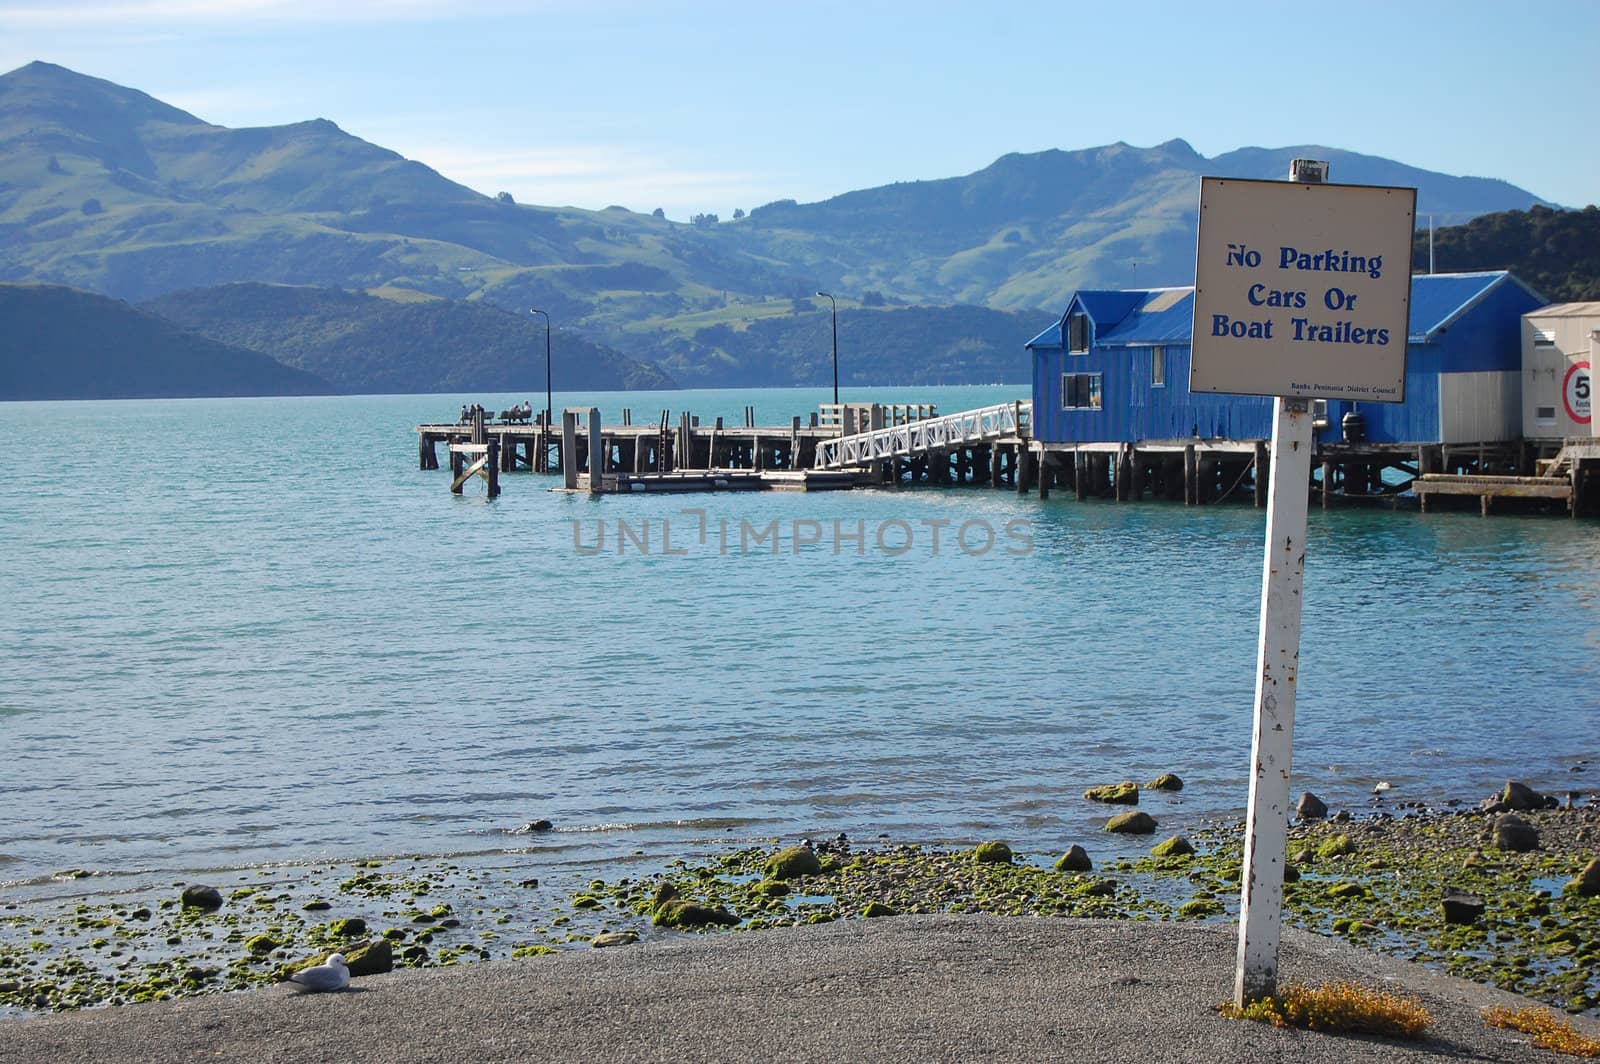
xmin=141 ymin=284 xmax=675 ymax=394
xmin=0 ymin=60 xmax=1569 ymax=389
xmin=650 ymin=300 xmax=1041 ymax=387
xmin=0 ymin=283 xmax=331 ymax=399
xmin=735 ymin=142 xmax=1557 ymax=312
xmin=1412 ymin=205 xmax=1600 ymax=302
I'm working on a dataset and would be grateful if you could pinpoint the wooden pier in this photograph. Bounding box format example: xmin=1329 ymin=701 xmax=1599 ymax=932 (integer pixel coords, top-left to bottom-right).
xmin=1413 ymin=442 xmax=1600 ymax=516
xmin=417 ymin=404 xmax=941 ymax=495
xmin=416 ymin=402 xmax=1599 ymax=515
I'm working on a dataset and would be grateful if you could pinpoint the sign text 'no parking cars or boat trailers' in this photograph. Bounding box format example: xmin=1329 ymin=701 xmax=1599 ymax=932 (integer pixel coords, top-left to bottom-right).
xmin=1191 ymin=177 xmax=1416 ymax=404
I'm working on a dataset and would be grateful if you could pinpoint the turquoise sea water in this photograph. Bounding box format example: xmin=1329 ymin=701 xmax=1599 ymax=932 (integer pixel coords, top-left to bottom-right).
xmin=1 ymin=386 xmax=1596 ymax=900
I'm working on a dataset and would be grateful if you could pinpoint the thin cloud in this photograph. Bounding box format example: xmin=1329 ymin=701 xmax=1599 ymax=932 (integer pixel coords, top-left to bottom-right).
xmin=408 ymin=142 xmax=781 ymax=217
xmin=0 ymin=0 xmax=575 ymax=28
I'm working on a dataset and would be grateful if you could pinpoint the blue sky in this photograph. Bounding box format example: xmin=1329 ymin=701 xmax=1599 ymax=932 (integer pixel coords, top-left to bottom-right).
xmin=3 ymin=0 xmax=1595 ymax=219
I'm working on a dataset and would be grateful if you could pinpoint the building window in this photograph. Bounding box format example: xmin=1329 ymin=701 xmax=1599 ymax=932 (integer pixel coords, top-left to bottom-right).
xmin=1532 ymin=327 xmax=1555 ymax=348
xmin=1535 ymin=406 xmax=1557 ymax=423
xmin=1062 ymin=372 xmax=1102 ymax=410
xmin=1068 ymin=312 xmax=1089 ymax=354
xmin=1151 ymin=346 xmax=1166 ymax=387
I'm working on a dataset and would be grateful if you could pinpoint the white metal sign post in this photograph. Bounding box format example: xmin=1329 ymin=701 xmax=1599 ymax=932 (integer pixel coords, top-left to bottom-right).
xmin=1190 ymin=161 xmax=1415 ymax=1005
xmin=1232 ymin=395 xmax=1313 ymax=1004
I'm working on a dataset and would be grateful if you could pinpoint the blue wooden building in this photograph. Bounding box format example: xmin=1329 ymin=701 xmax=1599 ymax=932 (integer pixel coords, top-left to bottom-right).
xmin=1026 ymin=271 xmax=1546 ymax=447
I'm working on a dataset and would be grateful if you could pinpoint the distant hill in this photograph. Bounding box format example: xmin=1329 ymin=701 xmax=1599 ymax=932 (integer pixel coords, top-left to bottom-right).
xmin=733 ymin=141 xmax=1558 ymax=312
xmin=0 ymin=61 xmax=1567 ymax=388
xmin=652 ymin=301 xmax=1040 ymax=387
xmin=141 ymin=284 xmax=675 ymax=393
xmin=0 ymin=283 xmax=331 ymax=399
xmin=1412 ymin=205 xmax=1600 ymax=302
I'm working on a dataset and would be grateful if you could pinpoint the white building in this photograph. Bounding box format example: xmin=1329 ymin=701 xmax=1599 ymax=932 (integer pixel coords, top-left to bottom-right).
xmin=1522 ymin=303 xmax=1595 ymax=441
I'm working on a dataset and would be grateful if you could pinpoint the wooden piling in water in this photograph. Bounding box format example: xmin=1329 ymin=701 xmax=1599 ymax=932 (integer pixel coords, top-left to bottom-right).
xmin=587 ymin=408 xmax=602 ymax=495
xmin=562 ymin=411 xmax=579 ymax=491
xmin=1253 ymin=441 xmax=1268 ymax=507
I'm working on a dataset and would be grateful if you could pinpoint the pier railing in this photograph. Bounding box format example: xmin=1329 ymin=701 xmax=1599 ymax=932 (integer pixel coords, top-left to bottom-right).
xmin=814 ymin=401 xmax=1031 ymax=469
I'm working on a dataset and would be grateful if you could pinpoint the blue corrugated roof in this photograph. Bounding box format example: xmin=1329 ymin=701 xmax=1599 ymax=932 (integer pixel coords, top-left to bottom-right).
xmin=1099 ymin=288 xmax=1195 ymax=344
xmin=1405 ymin=271 xmax=1545 ymax=341
xmin=1024 ymin=315 xmax=1064 ymax=350
xmin=1024 ymin=290 xmax=1148 ymax=349
xmin=1077 ymin=290 xmax=1147 ymax=330
xmin=1028 ymin=271 xmax=1544 ymax=349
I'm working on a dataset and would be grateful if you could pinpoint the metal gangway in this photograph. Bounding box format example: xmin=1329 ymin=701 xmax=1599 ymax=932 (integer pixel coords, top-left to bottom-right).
xmin=813 ymin=400 xmax=1032 ymax=469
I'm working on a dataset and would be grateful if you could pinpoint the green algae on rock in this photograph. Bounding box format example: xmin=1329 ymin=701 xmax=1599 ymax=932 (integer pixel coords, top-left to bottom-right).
xmin=1317 ymin=834 xmax=1356 ymax=859
xmin=590 ymin=931 xmax=639 ymax=948
xmin=1150 ymin=836 xmax=1195 ymax=858
xmin=652 ymin=900 xmax=739 ymax=929
xmin=1084 ymin=782 xmax=1139 ymax=805
xmin=243 ymin=934 xmax=280 ymax=955
xmin=1104 ymin=812 xmax=1157 ymax=835
xmin=1564 ymin=857 xmax=1600 ymax=897
xmin=763 ymin=846 xmax=822 ymax=880
xmin=1147 ymin=774 xmax=1184 ymax=792
xmin=1054 ymin=845 xmax=1092 ymax=873
xmin=974 ymin=841 xmax=1014 ymax=864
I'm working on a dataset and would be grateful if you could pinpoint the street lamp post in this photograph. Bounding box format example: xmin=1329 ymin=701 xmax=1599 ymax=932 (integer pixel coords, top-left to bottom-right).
xmin=816 ymin=291 xmax=838 ymax=405
xmin=529 ymin=308 xmax=552 ymax=428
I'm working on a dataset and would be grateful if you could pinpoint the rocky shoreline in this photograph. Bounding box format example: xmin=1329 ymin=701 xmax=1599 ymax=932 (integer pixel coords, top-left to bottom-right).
xmin=2 ymin=783 xmax=1595 ymax=1019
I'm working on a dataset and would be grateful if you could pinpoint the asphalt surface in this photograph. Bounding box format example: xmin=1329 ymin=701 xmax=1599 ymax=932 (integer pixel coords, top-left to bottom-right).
xmin=2 ymin=916 xmax=1595 ymax=1063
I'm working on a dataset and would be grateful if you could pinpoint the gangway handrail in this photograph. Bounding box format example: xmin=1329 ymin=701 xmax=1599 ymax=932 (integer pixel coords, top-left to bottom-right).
xmin=814 ymin=400 xmax=1031 ymax=469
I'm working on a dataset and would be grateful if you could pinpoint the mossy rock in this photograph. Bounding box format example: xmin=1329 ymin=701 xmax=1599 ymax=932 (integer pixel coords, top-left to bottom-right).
xmin=653 ymin=900 xmax=739 ymax=929
xmin=756 ymin=880 xmax=790 ymax=897
xmin=244 ymin=934 xmax=280 ymax=956
xmin=1104 ymin=811 xmax=1157 ymax=835
xmin=591 ymin=931 xmax=639 ymax=948
xmin=1563 ymin=856 xmax=1600 ymax=897
xmin=974 ymin=841 xmax=1014 ymax=864
xmin=1054 ymin=845 xmax=1092 ymax=873
xmin=1151 ymin=835 xmax=1195 ymax=858
xmin=861 ymin=901 xmax=898 ymax=918
xmin=1084 ymin=782 xmax=1140 ymax=805
xmin=763 ymin=846 xmax=822 ymax=881
xmin=511 ymin=944 xmax=557 ymax=958
xmin=277 ymin=938 xmax=393 ymax=979
xmin=1316 ymin=834 xmax=1356 ymax=859
xmin=1329 ymin=882 xmax=1369 ymax=899
xmin=572 ymin=894 xmax=603 ymax=909
xmin=1177 ymin=898 xmax=1224 ymax=919
xmin=330 ymin=917 xmax=367 ymax=937
xmin=1146 ymin=773 xmax=1184 ymax=792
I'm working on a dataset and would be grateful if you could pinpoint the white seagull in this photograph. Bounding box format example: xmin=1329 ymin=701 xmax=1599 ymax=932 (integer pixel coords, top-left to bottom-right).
xmin=288 ymin=952 xmax=350 ymax=992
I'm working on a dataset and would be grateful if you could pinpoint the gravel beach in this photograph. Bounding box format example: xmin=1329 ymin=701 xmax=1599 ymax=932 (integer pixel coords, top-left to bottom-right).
xmin=3 ymin=915 xmax=1598 ymax=1063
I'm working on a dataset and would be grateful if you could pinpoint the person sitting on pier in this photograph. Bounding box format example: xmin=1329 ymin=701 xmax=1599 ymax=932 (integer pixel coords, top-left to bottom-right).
xmin=460 ymin=403 xmax=470 ymax=423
